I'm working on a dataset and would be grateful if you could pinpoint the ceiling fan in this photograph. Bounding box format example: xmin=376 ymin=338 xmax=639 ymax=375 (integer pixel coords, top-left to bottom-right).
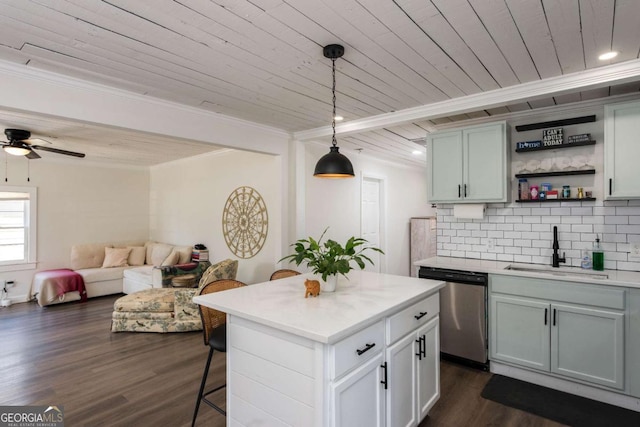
xmin=2 ymin=129 xmax=85 ymax=159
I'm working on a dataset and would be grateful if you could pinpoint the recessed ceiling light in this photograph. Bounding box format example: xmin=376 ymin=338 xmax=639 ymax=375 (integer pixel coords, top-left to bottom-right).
xmin=598 ymin=51 xmax=618 ymax=61
xmin=412 ymin=150 xmax=422 ymax=155
xmin=334 ymin=115 xmax=344 ymax=121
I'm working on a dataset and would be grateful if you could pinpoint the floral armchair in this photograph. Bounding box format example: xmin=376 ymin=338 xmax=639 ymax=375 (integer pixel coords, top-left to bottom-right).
xmin=111 ymin=259 xmax=239 ymax=333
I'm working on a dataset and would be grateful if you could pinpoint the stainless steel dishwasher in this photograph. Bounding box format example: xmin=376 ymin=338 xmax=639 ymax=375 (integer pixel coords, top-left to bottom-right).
xmin=418 ymin=266 xmax=489 ymax=370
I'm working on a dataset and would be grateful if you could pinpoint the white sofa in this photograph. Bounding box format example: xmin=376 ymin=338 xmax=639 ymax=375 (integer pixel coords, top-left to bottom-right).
xmin=31 ymin=241 xmax=193 ymax=306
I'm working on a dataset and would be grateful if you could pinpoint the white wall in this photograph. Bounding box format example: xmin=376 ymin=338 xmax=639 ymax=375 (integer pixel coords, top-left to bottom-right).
xmin=301 ymin=143 xmax=435 ymax=276
xmin=3 ymin=159 xmax=149 ymax=301
xmin=149 ymin=150 xmax=281 ymax=284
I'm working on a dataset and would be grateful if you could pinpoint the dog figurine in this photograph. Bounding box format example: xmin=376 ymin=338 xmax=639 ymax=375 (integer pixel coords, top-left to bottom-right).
xmin=304 ymin=279 xmax=321 ymax=298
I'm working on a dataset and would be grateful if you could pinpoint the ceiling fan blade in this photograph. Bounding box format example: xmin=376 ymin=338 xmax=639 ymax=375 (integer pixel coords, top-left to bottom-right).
xmin=26 ymin=150 xmax=41 ymax=159
xmin=31 ymin=145 xmax=85 ymax=158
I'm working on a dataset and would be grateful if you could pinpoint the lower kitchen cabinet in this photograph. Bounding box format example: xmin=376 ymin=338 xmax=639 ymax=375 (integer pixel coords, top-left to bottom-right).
xmin=331 ymin=353 xmax=385 ymax=427
xmin=552 ymin=303 xmax=623 ymax=388
xmin=490 ymin=295 xmax=550 ymax=371
xmin=328 ymin=293 xmax=440 ymax=427
xmin=489 ymin=275 xmax=625 ymax=390
xmin=628 ymin=289 xmax=640 ymax=398
xmin=385 ymin=317 xmax=439 ymax=427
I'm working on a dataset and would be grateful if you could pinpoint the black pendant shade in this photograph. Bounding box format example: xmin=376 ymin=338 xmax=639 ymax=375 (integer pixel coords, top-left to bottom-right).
xmin=313 ymin=146 xmax=355 ymax=178
xmin=314 ymin=44 xmax=355 ymax=178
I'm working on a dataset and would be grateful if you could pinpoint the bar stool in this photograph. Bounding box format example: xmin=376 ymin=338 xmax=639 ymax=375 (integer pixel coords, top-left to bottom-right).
xmin=191 ymin=279 xmax=245 ymax=427
xmin=269 ymin=269 xmax=301 ymax=280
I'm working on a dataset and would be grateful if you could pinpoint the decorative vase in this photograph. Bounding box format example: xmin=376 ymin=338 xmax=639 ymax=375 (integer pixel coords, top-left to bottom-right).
xmin=321 ymin=275 xmax=338 ymax=292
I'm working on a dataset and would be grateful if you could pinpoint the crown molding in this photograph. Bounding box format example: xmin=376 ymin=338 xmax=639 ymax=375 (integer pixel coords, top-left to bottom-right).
xmin=294 ymin=59 xmax=640 ymax=141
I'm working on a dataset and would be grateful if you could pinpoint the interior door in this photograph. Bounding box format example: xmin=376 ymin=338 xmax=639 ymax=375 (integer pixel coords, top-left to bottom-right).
xmin=361 ymin=176 xmax=383 ymax=272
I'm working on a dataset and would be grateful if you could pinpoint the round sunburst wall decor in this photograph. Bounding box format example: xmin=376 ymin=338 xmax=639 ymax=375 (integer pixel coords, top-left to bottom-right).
xmin=222 ymin=186 xmax=268 ymax=259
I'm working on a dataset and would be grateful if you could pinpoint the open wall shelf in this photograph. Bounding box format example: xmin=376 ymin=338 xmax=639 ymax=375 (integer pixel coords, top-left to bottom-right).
xmin=515 ymin=140 xmax=595 ymax=153
xmin=516 ymin=198 xmax=596 ymax=203
xmin=515 ymin=169 xmax=595 ymax=179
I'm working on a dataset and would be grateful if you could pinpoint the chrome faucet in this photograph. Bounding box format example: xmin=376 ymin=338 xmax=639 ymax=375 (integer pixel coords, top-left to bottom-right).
xmin=552 ymin=226 xmax=566 ymax=268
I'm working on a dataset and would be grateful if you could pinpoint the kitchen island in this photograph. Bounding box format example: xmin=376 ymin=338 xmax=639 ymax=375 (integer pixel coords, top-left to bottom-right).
xmin=193 ymin=270 xmax=445 ymax=427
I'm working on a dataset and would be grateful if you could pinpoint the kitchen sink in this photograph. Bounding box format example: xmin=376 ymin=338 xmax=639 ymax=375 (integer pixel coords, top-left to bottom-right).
xmin=504 ymin=265 xmax=609 ymax=279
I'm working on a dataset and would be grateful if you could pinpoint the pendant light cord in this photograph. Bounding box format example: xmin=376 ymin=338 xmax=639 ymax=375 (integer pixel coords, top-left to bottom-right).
xmin=331 ymin=58 xmax=337 ymax=147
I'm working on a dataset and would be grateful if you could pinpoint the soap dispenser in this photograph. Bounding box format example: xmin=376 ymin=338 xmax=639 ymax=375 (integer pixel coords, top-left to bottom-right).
xmin=592 ymin=236 xmax=604 ymax=271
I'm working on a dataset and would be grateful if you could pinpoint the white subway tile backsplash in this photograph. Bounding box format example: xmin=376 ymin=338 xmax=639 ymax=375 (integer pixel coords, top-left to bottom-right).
xmin=551 ymin=207 xmax=571 ymax=215
xmin=561 ymin=216 xmax=583 ymax=224
xmin=571 ymin=224 xmax=593 ymax=233
xmin=541 ymin=216 xmax=562 ymax=224
xmin=606 ymin=216 xmax=628 ymax=224
xmin=496 ymin=254 xmax=514 ymax=262
xmin=583 ymin=216 xmax=605 ymax=224
xmin=514 ymin=223 xmax=532 ymax=232
xmin=617 ymin=207 xmax=640 ymax=215
xmin=496 ymin=224 xmax=514 ymax=231
xmin=618 ymin=225 xmax=640 ymax=234
xmin=523 ymin=216 xmax=542 ymax=223
xmin=506 ymin=216 xmax=524 ymax=223
xmin=571 ymin=207 xmax=593 ymax=216
xmin=593 ymin=207 xmax=616 ymax=216
xmin=436 ymin=201 xmax=640 ymax=272
xmin=481 ymin=223 xmax=497 ymax=230
xmin=514 ymin=255 xmax=532 ymax=263
xmin=521 ymin=232 xmax=540 ymax=240
xmin=532 ymin=224 xmax=551 ymax=232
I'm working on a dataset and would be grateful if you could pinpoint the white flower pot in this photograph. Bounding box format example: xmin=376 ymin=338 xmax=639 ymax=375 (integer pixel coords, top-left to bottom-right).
xmin=321 ymin=275 xmax=338 ymax=292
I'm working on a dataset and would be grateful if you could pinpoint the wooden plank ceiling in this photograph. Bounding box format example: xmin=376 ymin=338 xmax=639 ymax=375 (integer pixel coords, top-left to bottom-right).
xmin=0 ymin=0 xmax=639 ymax=166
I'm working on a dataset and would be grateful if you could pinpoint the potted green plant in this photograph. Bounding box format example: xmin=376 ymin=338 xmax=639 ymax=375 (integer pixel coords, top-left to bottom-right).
xmin=279 ymin=228 xmax=384 ymax=292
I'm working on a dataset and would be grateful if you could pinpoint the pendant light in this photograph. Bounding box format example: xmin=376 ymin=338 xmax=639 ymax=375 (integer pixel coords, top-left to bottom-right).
xmin=314 ymin=44 xmax=355 ymax=178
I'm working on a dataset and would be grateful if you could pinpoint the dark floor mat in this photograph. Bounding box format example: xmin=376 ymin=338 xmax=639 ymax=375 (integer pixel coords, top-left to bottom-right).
xmin=481 ymin=375 xmax=640 ymax=427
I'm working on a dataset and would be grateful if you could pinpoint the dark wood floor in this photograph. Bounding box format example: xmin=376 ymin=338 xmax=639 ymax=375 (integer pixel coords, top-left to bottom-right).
xmin=0 ymin=295 xmax=565 ymax=427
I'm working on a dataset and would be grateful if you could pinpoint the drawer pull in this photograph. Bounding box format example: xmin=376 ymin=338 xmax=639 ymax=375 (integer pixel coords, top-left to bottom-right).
xmin=414 ymin=311 xmax=428 ymax=320
xmin=380 ymin=362 xmax=388 ymax=390
xmin=356 ymin=342 xmax=376 ymax=356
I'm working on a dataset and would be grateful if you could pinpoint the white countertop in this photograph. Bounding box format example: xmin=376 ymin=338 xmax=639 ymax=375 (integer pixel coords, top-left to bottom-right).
xmin=193 ymin=270 xmax=445 ymax=344
xmin=415 ymin=256 xmax=640 ymax=289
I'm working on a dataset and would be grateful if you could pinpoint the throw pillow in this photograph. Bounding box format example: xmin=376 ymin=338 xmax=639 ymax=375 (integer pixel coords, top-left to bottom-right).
xmin=150 ymin=243 xmax=173 ymax=266
xmin=127 ymin=246 xmax=146 ymax=266
xmin=161 ymin=250 xmax=180 ymax=266
xmin=102 ymin=247 xmax=131 ymax=268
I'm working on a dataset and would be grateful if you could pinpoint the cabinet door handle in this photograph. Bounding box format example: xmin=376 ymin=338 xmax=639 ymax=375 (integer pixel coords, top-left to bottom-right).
xmin=414 ymin=311 xmax=428 ymax=320
xmin=553 ymin=308 xmax=556 ymax=326
xmin=380 ymin=362 xmax=388 ymax=390
xmin=421 ymin=335 xmax=426 ymax=358
xmin=544 ymin=308 xmax=548 ymax=325
xmin=356 ymin=342 xmax=376 ymax=356
xmin=458 ymin=184 xmax=461 ymax=198
xmin=609 ymin=178 xmax=612 ymax=196
xmin=415 ymin=338 xmax=422 ymax=360
xmin=464 ymin=184 xmax=467 ymax=197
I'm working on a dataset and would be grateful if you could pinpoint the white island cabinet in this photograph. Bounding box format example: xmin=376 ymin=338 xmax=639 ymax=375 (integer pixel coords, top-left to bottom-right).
xmin=193 ymin=270 xmax=444 ymax=427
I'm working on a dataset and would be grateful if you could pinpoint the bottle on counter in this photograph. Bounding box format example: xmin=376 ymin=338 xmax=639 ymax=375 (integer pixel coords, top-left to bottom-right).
xmin=592 ymin=236 xmax=604 ymax=271
xmin=581 ymin=249 xmax=591 ymax=269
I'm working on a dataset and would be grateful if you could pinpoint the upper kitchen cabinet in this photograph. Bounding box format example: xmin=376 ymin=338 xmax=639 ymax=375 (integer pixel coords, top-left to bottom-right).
xmin=605 ymin=101 xmax=640 ymax=199
xmin=427 ymin=122 xmax=508 ymax=203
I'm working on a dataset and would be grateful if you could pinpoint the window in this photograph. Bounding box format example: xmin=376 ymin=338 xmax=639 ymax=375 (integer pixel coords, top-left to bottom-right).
xmin=0 ymin=186 xmax=37 ymax=269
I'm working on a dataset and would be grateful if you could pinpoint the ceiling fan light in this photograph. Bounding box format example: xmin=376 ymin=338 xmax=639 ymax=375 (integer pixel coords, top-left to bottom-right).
xmin=313 ymin=146 xmax=355 ymax=178
xmin=4 ymin=144 xmax=30 ymax=156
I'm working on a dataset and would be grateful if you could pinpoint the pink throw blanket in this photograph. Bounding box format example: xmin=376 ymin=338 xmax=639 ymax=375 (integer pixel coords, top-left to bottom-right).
xmin=39 ymin=269 xmax=87 ymax=302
